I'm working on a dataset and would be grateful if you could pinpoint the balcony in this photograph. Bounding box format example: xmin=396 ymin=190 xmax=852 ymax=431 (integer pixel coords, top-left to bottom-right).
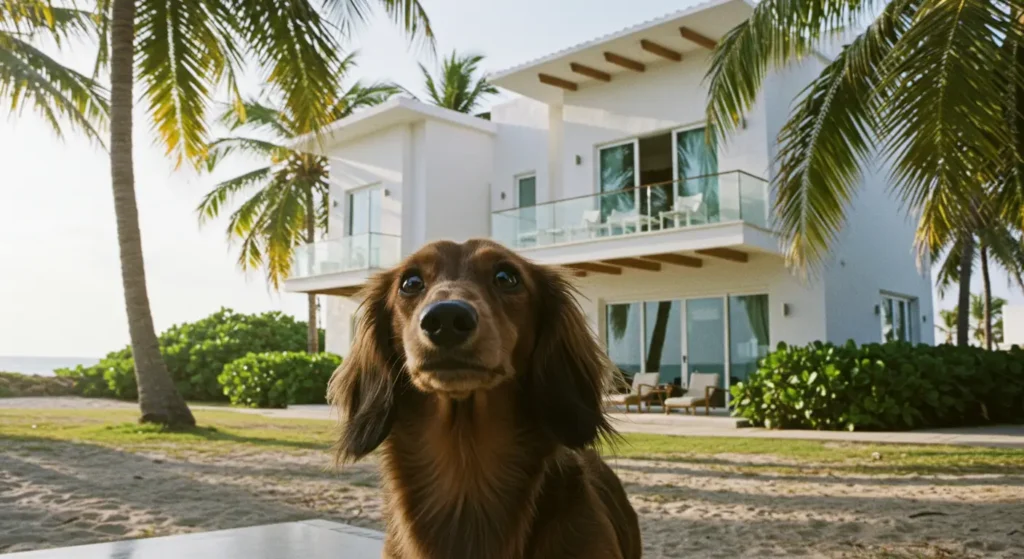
xmin=491 ymin=171 xmax=778 ymax=273
xmin=284 ymin=233 xmax=400 ymax=295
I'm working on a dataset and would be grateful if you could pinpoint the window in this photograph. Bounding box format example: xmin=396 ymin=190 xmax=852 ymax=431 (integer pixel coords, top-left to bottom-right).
xmin=674 ymin=126 xmax=719 ymax=223
xmin=516 ymin=174 xmax=536 ymax=207
xmin=881 ymin=294 xmax=915 ymax=342
xmin=728 ymin=294 xmax=771 ymax=386
xmin=347 ymin=185 xmax=384 ymax=236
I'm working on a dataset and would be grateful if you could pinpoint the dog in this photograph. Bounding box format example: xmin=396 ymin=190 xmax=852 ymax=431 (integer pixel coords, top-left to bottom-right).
xmin=328 ymin=238 xmax=642 ymax=559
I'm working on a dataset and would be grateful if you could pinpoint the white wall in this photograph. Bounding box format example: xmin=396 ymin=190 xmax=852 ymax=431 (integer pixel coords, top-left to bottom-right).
xmin=324 ymin=125 xmax=408 ymax=238
xmin=490 ymin=97 xmax=550 ymax=213
xmin=422 ymin=121 xmax=494 ymax=243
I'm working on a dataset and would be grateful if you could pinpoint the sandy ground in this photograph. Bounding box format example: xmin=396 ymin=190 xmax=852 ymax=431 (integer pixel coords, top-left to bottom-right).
xmin=2 ymin=433 xmax=1023 ymax=559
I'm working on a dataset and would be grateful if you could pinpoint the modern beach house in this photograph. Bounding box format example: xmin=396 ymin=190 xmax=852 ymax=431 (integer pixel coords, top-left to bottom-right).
xmin=284 ymin=0 xmax=934 ymax=405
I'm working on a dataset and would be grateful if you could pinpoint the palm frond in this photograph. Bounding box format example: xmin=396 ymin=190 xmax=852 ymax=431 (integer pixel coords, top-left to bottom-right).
xmin=216 ymin=98 xmax=293 ymax=137
xmin=196 ymin=165 xmax=273 ymax=223
xmin=0 ymin=28 xmax=108 ymax=144
xmin=420 ymin=51 xmax=497 ymax=113
xmin=204 ymin=136 xmax=291 ymax=171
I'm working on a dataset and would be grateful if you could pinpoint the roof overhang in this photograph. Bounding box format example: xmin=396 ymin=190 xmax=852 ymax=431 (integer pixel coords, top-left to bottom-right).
xmin=291 ymin=97 xmax=498 ymax=155
xmin=490 ymin=0 xmax=756 ymax=104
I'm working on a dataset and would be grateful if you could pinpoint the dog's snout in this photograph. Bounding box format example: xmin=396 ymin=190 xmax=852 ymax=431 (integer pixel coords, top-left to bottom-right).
xmin=419 ymin=300 xmax=478 ymax=348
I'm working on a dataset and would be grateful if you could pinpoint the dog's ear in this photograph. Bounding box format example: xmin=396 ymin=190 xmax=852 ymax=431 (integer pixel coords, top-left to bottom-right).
xmin=328 ymin=271 xmax=403 ymax=462
xmin=528 ymin=267 xmax=614 ymax=449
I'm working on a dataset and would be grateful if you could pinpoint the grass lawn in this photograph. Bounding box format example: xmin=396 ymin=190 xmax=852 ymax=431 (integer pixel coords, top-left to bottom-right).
xmin=2 ymin=408 xmax=1023 ymax=476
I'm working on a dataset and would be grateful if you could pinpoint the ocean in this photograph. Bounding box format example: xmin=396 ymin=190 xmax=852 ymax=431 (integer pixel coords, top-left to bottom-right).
xmin=0 ymin=356 xmax=100 ymax=376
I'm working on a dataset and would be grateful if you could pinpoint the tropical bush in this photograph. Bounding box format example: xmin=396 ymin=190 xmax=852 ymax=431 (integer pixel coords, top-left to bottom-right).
xmin=0 ymin=372 xmax=76 ymax=398
xmin=219 ymin=351 xmax=341 ymax=408
xmin=55 ymin=308 xmax=324 ymax=401
xmin=731 ymin=341 xmax=1024 ymax=431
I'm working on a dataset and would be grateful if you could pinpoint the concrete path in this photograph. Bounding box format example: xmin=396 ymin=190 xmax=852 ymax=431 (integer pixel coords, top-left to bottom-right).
xmin=3 ymin=397 xmax=1023 ymax=448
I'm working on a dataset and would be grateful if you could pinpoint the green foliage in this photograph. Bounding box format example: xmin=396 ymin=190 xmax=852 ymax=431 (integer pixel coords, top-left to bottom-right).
xmin=55 ymin=308 xmax=323 ymax=401
xmin=219 ymin=351 xmax=341 ymax=408
xmin=732 ymin=341 xmax=1024 ymax=431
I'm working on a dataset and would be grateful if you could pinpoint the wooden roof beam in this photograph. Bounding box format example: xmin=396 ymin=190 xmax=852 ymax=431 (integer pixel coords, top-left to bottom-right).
xmin=570 ymin=62 xmax=611 ymax=82
xmin=567 ymin=262 xmax=623 ymax=275
xmin=602 ymin=258 xmax=661 ymax=272
xmin=641 ymin=253 xmax=703 ymax=268
xmin=640 ymin=39 xmax=682 ymax=62
xmin=679 ymin=27 xmax=717 ymax=50
xmin=603 ymin=52 xmax=645 ymax=72
xmin=696 ymin=248 xmax=748 ymax=263
xmin=538 ymin=73 xmax=577 ymax=91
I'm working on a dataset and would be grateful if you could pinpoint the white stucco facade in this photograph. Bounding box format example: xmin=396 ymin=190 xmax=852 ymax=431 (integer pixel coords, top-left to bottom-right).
xmin=284 ymin=0 xmax=934 ymax=390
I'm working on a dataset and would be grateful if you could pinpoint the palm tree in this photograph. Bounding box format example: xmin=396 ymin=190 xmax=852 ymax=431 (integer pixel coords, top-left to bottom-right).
xmin=704 ymin=0 xmax=1024 ymax=347
xmin=198 ymin=57 xmax=399 ymax=353
xmin=1 ymin=1 xmax=108 ymax=142
xmin=96 ymin=0 xmax=433 ymax=426
xmin=419 ymin=51 xmax=497 ymax=113
xmin=970 ymin=293 xmax=1008 ymax=348
xmin=937 ymin=309 xmax=958 ymax=345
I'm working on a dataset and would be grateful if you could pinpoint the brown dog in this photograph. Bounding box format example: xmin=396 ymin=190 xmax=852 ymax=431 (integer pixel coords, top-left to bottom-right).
xmin=329 ymin=238 xmax=641 ymax=558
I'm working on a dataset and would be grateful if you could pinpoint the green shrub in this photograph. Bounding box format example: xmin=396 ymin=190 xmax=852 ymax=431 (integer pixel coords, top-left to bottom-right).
xmin=731 ymin=341 xmax=1024 ymax=431
xmin=55 ymin=308 xmax=324 ymax=401
xmin=219 ymin=351 xmax=341 ymax=408
xmin=0 ymin=372 xmax=76 ymax=398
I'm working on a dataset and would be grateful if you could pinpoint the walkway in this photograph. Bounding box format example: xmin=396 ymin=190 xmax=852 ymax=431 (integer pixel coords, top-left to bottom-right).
xmin=3 ymin=397 xmax=1023 ymax=448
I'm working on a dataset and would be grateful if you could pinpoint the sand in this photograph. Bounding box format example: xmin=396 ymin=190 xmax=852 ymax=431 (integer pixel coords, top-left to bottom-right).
xmin=2 ymin=434 xmax=1023 ymax=558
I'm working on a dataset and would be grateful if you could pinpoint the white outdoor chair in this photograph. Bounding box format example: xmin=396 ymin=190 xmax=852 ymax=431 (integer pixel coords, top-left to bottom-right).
xmin=659 ymin=193 xmax=704 ymax=228
xmin=604 ymin=372 xmax=660 ymax=413
xmin=663 ymin=372 xmax=722 ymax=415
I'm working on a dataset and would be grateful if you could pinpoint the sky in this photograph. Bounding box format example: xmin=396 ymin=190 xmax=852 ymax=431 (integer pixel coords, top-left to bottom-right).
xmin=1 ymin=0 xmax=1021 ymax=358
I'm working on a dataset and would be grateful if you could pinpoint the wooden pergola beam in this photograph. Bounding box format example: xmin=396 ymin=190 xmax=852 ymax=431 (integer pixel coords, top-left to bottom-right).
xmin=538 ymin=73 xmax=577 ymax=91
xmin=641 ymin=253 xmax=703 ymax=268
xmin=640 ymin=39 xmax=682 ymax=62
xmin=567 ymin=262 xmax=623 ymax=275
xmin=603 ymin=51 xmax=645 ymax=72
xmin=679 ymin=27 xmax=717 ymax=50
xmin=602 ymin=257 xmax=661 ymax=272
xmin=570 ymin=62 xmax=611 ymax=82
xmin=696 ymin=248 xmax=748 ymax=263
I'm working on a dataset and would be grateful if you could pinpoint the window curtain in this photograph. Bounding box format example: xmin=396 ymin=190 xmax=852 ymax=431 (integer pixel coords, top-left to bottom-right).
xmin=676 ymin=128 xmax=719 ymax=221
xmin=743 ymin=295 xmax=771 ymax=353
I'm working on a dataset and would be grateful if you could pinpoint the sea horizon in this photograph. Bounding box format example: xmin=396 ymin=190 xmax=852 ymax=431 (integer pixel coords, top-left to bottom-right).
xmin=0 ymin=356 xmax=100 ymax=376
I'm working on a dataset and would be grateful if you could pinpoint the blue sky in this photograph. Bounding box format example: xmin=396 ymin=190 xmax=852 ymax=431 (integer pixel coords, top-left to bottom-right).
xmin=0 ymin=0 xmax=1019 ymax=358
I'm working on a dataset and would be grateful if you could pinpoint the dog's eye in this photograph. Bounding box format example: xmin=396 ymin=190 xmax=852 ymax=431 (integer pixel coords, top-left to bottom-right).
xmin=493 ymin=267 xmax=520 ymax=290
xmin=399 ymin=273 xmax=425 ymax=296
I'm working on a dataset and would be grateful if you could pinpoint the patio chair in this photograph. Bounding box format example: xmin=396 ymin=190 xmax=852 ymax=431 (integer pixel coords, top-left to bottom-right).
xmin=663 ymin=372 xmax=721 ymax=415
xmin=658 ymin=193 xmax=704 ymax=229
xmin=604 ymin=372 xmax=659 ymax=413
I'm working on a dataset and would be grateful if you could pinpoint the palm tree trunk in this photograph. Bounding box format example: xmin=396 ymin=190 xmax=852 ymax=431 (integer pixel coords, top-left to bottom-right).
xmin=110 ymin=0 xmax=194 ymax=427
xmin=956 ymin=234 xmax=975 ymax=347
xmin=981 ymin=244 xmax=993 ymax=350
xmin=305 ymin=193 xmax=319 ymax=354
xmin=644 ymin=302 xmax=672 ymax=378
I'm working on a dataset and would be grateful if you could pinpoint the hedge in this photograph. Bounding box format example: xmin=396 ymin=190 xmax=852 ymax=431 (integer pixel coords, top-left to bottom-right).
xmin=730 ymin=341 xmax=1024 ymax=431
xmin=55 ymin=308 xmax=324 ymax=401
xmin=219 ymin=351 xmax=341 ymax=408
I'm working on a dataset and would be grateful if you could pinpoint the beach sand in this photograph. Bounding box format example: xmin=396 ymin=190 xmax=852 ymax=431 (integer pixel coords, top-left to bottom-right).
xmin=2 ymin=434 xmax=1022 ymax=558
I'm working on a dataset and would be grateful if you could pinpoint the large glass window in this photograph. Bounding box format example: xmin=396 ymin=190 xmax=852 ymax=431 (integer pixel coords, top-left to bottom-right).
xmin=347 ymin=185 xmax=383 ymax=236
xmin=882 ymin=294 xmax=915 ymax=342
xmin=675 ymin=127 xmax=719 ymax=223
xmin=644 ymin=301 xmax=682 ymax=385
xmin=729 ymin=294 xmax=771 ymax=386
xmin=598 ymin=142 xmax=637 ymax=223
xmin=606 ymin=303 xmax=642 ymax=376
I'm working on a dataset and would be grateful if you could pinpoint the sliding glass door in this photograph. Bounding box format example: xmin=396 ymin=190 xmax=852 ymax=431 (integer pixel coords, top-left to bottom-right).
xmin=684 ymin=298 xmax=726 ymax=385
xmin=598 ymin=141 xmax=639 ymax=224
xmin=728 ymin=294 xmax=771 ymax=386
xmin=673 ymin=127 xmax=719 ymax=223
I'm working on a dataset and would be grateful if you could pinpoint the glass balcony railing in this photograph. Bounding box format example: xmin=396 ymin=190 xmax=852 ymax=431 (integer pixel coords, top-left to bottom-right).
xmin=491 ymin=171 xmax=768 ymax=250
xmin=291 ymin=233 xmax=401 ymax=280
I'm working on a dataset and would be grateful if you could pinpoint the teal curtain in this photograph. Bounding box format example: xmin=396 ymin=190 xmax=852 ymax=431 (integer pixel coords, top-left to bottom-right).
xmin=675 ymin=128 xmax=719 ymax=222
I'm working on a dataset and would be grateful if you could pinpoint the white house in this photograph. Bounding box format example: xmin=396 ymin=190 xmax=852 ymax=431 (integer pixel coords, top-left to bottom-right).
xmin=283 ymin=0 xmax=934 ymax=403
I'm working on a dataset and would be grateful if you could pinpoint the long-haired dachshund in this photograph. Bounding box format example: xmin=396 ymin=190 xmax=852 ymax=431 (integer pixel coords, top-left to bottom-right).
xmin=328 ymin=239 xmax=641 ymax=558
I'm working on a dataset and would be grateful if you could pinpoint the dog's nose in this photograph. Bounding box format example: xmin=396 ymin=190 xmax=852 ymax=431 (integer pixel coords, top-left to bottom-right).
xmin=419 ymin=300 xmax=478 ymax=348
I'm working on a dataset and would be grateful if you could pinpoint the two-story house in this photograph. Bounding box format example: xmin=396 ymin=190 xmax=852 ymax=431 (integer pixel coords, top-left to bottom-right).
xmin=284 ymin=0 xmax=935 ymax=405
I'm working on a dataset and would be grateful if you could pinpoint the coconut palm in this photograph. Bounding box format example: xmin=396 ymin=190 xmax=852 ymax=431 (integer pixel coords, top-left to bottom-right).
xmin=970 ymin=294 xmax=1008 ymax=347
xmin=419 ymin=51 xmax=497 ymax=114
xmin=198 ymin=58 xmax=399 ymax=353
xmin=937 ymin=309 xmax=958 ymax=345
xmin=704 ymin=0 xmax=1024 ymax=347
xmin=95 ymin=0 xmax=433 ymax=426
xmin=1 ymin=1 xmax=108 ymax=142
